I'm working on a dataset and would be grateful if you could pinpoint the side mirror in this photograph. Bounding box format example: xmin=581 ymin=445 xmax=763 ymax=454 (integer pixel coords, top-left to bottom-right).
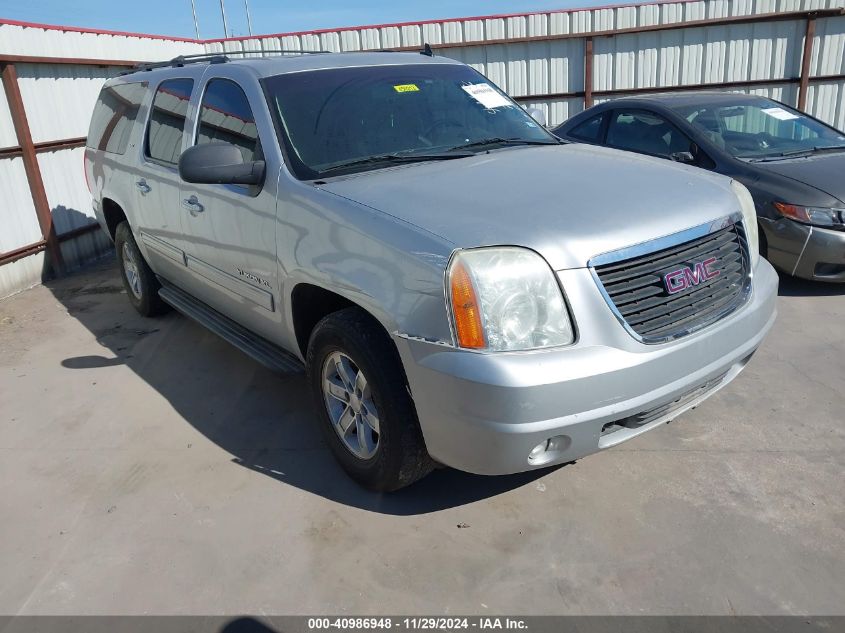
xmin=525 ymin=107 xmax=547 ymax=127
xmin=670 ymin=151 xmax=696 ymax=164
xmin=179 ymin=142 xmax=265 ymax=186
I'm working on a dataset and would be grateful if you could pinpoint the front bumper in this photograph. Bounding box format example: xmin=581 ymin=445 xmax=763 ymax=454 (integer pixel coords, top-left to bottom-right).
xmin=762 ymin=217 xmax=845 ymax=282
xmin=396 ymin=260 xmax=778 ymax=475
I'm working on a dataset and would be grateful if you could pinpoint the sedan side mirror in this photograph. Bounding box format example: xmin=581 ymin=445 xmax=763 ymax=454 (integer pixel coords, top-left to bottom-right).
xmin=179 ymin=142 xmax=265 ymax=186
xmin=670 ymin=151 xmax=696 ymax=164
xmin=525 ymin=107 xmax=547 ymax=127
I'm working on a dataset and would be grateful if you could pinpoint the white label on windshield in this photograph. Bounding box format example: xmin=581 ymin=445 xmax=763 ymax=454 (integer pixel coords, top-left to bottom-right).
xmin=462 ymin=83 xmax=512 ymax=109
xmin=761 ymin=107 xmax=799 ymax=121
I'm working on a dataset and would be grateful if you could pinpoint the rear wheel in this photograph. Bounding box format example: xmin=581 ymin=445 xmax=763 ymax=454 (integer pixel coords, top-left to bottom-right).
xmin=115 ymin=221 xmax=168 ymax=317
xmin=306 ymin=307 xmax=434 ymax=491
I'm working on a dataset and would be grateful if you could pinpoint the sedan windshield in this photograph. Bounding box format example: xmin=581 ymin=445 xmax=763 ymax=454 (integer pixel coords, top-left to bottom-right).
xmin=263 ymin=63 xmax=557 ymax=178
xmin=672 ymin=97 xmax=845 ymax=160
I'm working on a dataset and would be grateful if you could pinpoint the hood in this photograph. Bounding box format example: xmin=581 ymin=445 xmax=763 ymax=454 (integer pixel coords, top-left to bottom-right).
xmin=318 ymin=144 xmax=741 ymax=270
xmin=752 ymin=151 xmax=845 ymax=205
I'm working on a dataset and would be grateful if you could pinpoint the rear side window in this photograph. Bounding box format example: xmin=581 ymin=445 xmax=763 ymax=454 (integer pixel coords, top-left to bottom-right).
xmin=145 ymin=78 xmax=194 ymax=166
xmin=569 ymin=113 xmax=605 ymax=142
xmin=196 ymin=79 xmax=260 ymax=162
xmin=87 ymin=82 xmax=147 ymax=154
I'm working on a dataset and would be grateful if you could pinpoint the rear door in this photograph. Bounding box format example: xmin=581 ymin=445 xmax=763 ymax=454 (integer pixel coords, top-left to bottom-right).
xmin=133 ymin=75 xmax=197 ymax=285
xmin=178 ymin=71 xmax=281 ymax=342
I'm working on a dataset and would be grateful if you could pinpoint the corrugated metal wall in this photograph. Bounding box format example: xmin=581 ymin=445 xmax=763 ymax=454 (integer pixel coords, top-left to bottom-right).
xmin=0 ymin=21 xmax=203 ymax=61
xmin=204 ymin=0 xmax=845 ymax=125
xmin=0 ymin=25 xmax=204 ymax=298
xmin=1 ymin=0 xmax=844 ymax=298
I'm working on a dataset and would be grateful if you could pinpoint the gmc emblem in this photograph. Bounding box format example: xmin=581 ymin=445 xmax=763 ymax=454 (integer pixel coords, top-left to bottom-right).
xmin=663 ymin=257 xmax=720 ymax=295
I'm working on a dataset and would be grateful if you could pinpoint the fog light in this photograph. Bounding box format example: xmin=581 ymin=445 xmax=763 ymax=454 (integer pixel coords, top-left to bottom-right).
xmin=529 ymin=440 xmax=550 ymax=460
xmin=527 ymin=435 xmax=571 ymax=466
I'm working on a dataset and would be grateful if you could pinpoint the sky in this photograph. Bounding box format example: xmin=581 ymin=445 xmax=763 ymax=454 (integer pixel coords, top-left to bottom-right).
xmin=0 ymin=0 xmax=640 ymax=40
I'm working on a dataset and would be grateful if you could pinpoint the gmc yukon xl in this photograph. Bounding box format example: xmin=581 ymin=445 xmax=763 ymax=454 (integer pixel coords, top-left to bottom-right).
xmin=84 ymin=51 xmax=778 ymax=490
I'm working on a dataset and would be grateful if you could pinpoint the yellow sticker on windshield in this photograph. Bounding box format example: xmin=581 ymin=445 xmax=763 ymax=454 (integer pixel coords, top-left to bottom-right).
xmin=393 ymin=83 xmax=420 ymax=93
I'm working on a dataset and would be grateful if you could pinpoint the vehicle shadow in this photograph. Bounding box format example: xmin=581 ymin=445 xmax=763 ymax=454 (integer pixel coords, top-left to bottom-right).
xmin=219 ymin=618 xmax=281 ymax=633
xmin=47 ymin=258 xmax=556 ymax=515
xmin=777 ymin=271 xmax=845 ymax=296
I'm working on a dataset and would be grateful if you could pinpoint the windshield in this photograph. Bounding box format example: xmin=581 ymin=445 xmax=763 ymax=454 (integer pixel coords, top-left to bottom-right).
xmin=672 ymin=98 xmax=845 ymax=160
xmin=264 ymin=63 xmax=556 ymax=178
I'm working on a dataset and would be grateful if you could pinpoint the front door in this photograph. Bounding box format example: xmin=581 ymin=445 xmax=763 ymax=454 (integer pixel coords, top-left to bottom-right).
xmin=178 ymin=75 xmax=280 ymax=342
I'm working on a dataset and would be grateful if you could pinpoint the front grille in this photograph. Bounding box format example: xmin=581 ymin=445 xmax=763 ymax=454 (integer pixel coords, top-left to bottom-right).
xmin=593 ymin=221 xmax=751 ymax=343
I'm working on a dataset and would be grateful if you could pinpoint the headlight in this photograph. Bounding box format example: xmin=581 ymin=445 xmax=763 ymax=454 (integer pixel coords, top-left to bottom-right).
xmin=731 ymin=180 xmax=760 ymax=268
xmin=446 ymin=247 xmax=574 ymax=351
xmin=773 ymin=202 xmax=845 ymax=229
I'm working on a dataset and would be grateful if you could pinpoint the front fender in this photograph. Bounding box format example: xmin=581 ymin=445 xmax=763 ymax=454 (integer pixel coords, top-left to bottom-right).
xmin=277 ymin=182 xmax=457 ymax=353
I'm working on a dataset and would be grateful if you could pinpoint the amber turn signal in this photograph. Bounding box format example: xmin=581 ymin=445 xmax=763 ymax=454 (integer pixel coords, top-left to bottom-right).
xmin=449 ymin=259 xmax=485 ymax=349
xmin=773 ymin=202 xmax=810 ymax=223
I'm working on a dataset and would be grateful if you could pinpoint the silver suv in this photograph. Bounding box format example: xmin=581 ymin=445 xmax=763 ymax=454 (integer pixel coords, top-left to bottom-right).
xmin=85 ymin=51 xmax=778 ymax=490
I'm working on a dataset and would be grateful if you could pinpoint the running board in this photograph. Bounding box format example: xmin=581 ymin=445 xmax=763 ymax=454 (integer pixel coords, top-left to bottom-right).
xmin=158 ymin=283 xmax=303 ymax=374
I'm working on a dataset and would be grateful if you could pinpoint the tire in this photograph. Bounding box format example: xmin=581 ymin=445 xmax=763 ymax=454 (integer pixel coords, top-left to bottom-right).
xmin=306 ymin=307 xmax=434 ymax=491
xmin=114 ymin=221 xmax=168 ymax=317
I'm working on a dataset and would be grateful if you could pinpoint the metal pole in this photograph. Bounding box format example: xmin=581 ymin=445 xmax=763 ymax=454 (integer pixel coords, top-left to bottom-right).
xmin=0 ymin=63 xmax=65 ymax=276
xmin=584 ymin=36 xmax=594 ymax=109
xmin=244 ymin=0 xmax=253 ymax=37
xmin=190 ymin=0 xmax=200 ymax=39
xmin=219 ymin=0 xmax=230 ymax=38
xmin=797 ymin=16 xmax=816 ymax=112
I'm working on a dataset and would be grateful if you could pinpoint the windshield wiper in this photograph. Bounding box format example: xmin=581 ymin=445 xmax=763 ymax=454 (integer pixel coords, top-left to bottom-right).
xmin=809 ymin=144 xmax=845 ymax=153
xmin=318 ymin=151 xmax=472 ymax=175
xmin=445 ymin=137 xmax=560 ymax=152
xmin=750 ymin=144 xmax=845 ymax=162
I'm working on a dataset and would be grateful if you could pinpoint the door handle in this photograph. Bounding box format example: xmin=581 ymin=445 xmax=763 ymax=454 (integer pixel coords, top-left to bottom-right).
xmin=136 ymin=180 xmax=151 ymax=195
xmin=181 ymin=196 xmax=205 ymax=216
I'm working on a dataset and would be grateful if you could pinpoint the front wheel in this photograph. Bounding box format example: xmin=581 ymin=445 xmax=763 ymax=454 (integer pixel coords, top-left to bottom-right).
xmin=115 ymin=221 xmax=168 ymax=317
xmin=306 ymin=307 xmax=434 ymax=491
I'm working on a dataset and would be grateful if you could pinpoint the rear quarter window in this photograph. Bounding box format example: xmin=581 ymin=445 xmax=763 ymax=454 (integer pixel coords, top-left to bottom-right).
xmin=87 ymin=82 xmax=147 ymax=154
xmin=569 ymin=113 xmax=605 ymax=142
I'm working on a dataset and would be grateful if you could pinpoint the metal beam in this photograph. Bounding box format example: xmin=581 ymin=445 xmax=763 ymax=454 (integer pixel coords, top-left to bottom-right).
xmin=0 ymin=54 xmax=136 ymax=67
xmin=798 ymin=16 xmax=817 ymax=111
xmin=0 ymin=223 xmax=101 ymax=267
xmin=584 ymin=36 xmax=594 ymax=109
xmin=0 ymin=63 xmax=65 ymax=276
xmin=1 ymin=137 xmax=87 ymax=161
xmin=0 ymin=241 xmax=47 ymax=267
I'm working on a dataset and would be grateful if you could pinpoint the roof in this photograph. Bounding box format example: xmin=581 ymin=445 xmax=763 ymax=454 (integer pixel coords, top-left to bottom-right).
xmin=120 ymin=51 xmax=460 ymax=80
xmin=612 ymin=91 xmax=773 ymax=107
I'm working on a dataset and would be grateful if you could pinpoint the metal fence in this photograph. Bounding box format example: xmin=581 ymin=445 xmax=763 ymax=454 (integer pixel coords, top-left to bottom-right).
xmin=0 ymin=23 xmax=203 ymax=297
xmin=1 ymin=0 xmax=844 ymax=298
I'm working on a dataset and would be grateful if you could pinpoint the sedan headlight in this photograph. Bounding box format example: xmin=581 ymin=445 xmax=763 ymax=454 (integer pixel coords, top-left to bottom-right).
xmin=773 ymin=202 xmax=845 ymax=229
xmin=731 ymin=180 xmax=760 ymax=268
xmin=447 ymin=247 xmax=574 ymax=351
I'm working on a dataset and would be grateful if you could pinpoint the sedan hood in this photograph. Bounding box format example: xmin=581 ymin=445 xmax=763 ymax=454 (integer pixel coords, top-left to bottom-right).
xmin=318 ymin=144 xmax=741 ymax=270
xmin=752 ymin=151 xmax=845 ymax=204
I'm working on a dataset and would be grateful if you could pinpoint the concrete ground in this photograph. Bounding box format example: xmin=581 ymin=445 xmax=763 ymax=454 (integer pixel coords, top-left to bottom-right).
xmin=0 ymin=257 xmax=843 ymax=616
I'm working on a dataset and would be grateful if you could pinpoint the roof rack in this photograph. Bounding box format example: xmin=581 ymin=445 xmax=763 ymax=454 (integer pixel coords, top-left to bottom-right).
xmin=122 ymin=49 xmax=333 ymax=75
